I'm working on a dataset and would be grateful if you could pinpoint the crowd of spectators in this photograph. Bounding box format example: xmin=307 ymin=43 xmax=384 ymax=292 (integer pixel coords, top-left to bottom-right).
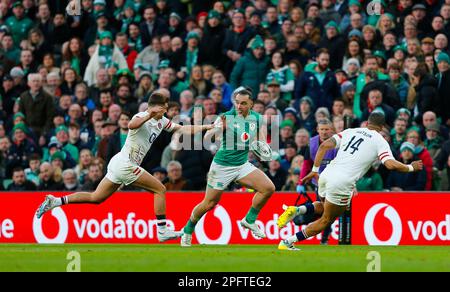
xmin=0 ymin=0 xmax=449 ymax=192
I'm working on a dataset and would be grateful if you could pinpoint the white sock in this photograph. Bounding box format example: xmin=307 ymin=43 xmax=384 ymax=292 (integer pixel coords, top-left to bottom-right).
xmin=157 ymin=221 xmax=167 ymax=232
xmin=55 ymin=197 xmax=67 ymax=207
xmin=286 ymin=234 xmax=298 ymax=244
xmin=296 ymin=206 xmax=307 ymax=215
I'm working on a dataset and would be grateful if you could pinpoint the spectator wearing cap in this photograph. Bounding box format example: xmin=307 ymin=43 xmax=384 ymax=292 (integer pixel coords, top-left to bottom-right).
xmin=84 ymin=8 xmax=115 ymax=49
xmin=53 ymin=125 xmax=79 ymax=164
xmin=280 ymin=119 xmax=295 ymax=149
xmin=115 ymin=32 xmax=138 ymax=71
xmin=420 ymin=111 xmax=449 ymax=142
xmin=340 ymin=0 xmax=366 ymax=33
xmin=84 ymin=31 xmax=128 ymax=86
xmin=298 ymin=96 xmax=316 ymax=135
xmin=68 ymin=122 xmax=89 ymax=153
xmin=167 ymin=12 xmax=185 ymax=39
xmin=387 ymin=142 xmax=427 ymax=191
xmin=199 ymin=10 xmax=226 ymax=69
xmin=318 ymin=21 xmax=346 ymax=71
xmin=265 ymin=154 xmax=288 ymax=191
xmin=5 ymin=123 xmax=38 ymax=177
xmin=7 ymin=167 xmax=37 ymax=191
xmin=436 ymin=52 xmax=450 ymax=126
xmin=5 ymin=1 xmax=34 ymax=46
xmin=340 ymin=80 xmax=356 ymax=105
xmin=18 ymin=73 xmax=55 ymax=139
xmin=140 ymin=5 xmax=169 ymax=47
xmin=230 ymin=35 xmax=269 ymax=95
xmin=134 ymin=71 xmax=154 ymax=103
xmin=343 ymin=58 xmax=361 ymax=82
xmin=411 ymin=3 xmax=431 ymax=35
xmin=424 ymin=122 xmax=444 ymax=164
xmin=1 ymin=75 xmax=21 ymax=117
xmin=320 ymin=0 xmax=341 ymax=25
xmin=280 ymin=140 xmax=298 ymax=172
xmin=222 ymin=9 xmax=256 ymax=76
xmin=294 ymin=48 xmax=340 ymax=111
xmin=406 ymin=128 xmax=434 ymax=190
xmin=283 ymin=107 xmax=299 ymax=129
xmin=105 ymin=111 xmax=131 ymax=162
xmin=266 ymin=78 xmax=288 ymax=112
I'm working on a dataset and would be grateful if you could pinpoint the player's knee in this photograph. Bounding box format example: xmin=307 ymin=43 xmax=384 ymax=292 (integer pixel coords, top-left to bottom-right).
xmin=263 ymin=182 xmax=276 ymax=196
xmin=90 ymin=194 xmax=106 ymax=204
xmin=154 ymin=184 xmax=166 ymax=196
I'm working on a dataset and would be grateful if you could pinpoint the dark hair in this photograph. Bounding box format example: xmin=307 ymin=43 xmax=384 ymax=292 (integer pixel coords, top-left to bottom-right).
xmin=233 ymin=87 xmax=253 ymax=101
xmin=368 ymin=112 xmax=386 ymax=127
xmin=99 ymin=88 xmax=112 ymax=96
xmin=29 ymin=153 xmax=41 ymax=161
xmin=12 ymin=167 xmax=24 ymax=174
xmin=316 ymin=48 xmax=329 ymax=58
xmin=168 ymin=101 xmax=181 ymax=110
xmin=120 ymin=111 xmax=132 ymax=119
xmin=413 ymin=63 xmax=428 ymax=78
xmin=148 ymin=92 xmax=168 ymax=106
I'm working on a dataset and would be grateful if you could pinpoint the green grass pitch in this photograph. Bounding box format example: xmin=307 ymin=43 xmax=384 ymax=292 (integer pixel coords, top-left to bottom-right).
xmin=0 ymin=244 xmax=448 ymax=272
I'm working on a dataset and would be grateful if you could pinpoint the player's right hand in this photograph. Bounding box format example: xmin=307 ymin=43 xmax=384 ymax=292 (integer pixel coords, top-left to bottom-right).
xmin=411 ymin=160 xmax=423 ymax=171
xmin=148 ymin=105 xmax=166 ymax=115
xmin=301 ymin=171 xmax=319 ymax=184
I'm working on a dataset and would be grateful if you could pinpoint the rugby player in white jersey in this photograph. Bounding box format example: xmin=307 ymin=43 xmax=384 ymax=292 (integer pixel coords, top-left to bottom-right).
xmin=36 ymin=92 xmax=214 ymax=242
xmin=277 ymin=112 xmax=423 ymax=250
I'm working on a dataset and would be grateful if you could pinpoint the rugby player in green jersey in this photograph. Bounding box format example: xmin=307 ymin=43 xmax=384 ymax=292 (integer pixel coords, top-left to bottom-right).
xmin=181 ymin=87 xmax=276 ymax=246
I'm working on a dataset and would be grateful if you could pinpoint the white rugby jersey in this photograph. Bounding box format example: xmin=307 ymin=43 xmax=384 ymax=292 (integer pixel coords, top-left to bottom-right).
xmin=119 ymin=112 xmax=175 ymax=165
xmin=323 ymin=127 xmax=394 ymax=182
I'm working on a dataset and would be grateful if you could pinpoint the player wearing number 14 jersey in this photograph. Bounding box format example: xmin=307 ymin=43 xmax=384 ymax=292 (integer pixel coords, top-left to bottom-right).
xmin=277 ymin=112 xmax=424 ymax=250
xmin=36 ymin=92 xmax=213 ymax=242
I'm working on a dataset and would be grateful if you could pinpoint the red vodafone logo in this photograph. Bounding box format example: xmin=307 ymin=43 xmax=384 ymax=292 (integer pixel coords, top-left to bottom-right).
xmin=364 ymin=203 xmax=402 ymax=245
xmin=241 ymin=132 xmax=249 ymax=142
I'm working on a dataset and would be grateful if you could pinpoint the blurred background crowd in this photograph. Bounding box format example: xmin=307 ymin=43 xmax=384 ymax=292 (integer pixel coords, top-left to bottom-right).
xmin=0 ymin=0 xmax=449 ymax=192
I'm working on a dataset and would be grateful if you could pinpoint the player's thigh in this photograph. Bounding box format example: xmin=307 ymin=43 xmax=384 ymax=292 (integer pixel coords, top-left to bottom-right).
xmin=131 ymin=170 xmax=166 ymax=194
xmin=236 ymin=167 xmax=275 ymax=193
xmin=322 ymin=199 xmax=348 ymax=223
xmin=92 ymin=177 xmax=122 ymax=202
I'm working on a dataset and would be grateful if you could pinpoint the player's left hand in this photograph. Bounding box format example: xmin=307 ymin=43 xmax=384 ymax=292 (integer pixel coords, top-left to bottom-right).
xmin=301 ymin=171 xmax=319 ymax=184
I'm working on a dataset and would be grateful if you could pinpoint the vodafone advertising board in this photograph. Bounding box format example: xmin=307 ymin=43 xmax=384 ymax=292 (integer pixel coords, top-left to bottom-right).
xmin=352 ymin=193 xmax=450 ymax=245
xmin=0 ymin=192 xmax=449 ymax=245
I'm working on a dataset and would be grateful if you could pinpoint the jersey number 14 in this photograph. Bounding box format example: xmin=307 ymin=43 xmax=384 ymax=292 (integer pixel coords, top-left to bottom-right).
xmin=343 ymin=136 xmax=364 ymax=154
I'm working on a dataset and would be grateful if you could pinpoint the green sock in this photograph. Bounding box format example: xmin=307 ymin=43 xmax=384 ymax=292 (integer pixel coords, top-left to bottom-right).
xmin=245 ymin=207 xmax=260 ymax=224
xmin=183 ymin=219 xmax=197 ymax=235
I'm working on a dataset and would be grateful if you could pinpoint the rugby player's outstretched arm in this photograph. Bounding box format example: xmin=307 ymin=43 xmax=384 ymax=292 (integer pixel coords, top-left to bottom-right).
xmin=128 ymin=106 xmax=165 ymax=130
xmin=172 ymin=123 xmax=215 ymax=134
xmin=384 ymin=159 xmax=423 ymax=172
xmin=302 ymin=137 xmax=337 ymax=184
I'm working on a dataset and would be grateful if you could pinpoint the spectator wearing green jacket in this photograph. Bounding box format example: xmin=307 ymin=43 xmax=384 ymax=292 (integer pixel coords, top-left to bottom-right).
xmin=230 ymin=35 xmax=269 ymax=95
xmin=5 ymin=2 xmax=33 ymax=46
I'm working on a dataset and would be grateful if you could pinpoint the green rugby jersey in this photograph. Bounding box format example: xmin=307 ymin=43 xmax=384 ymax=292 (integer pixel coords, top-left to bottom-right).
xmin=213 ymin=109 xmax=263 ymax=167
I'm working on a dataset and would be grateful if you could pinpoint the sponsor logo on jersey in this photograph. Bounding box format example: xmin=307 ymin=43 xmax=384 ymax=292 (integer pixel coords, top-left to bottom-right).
xmin=241 ymin=132 xmax=249 ymax=142
xmin=157 ymin=122 xmax=162 ymax=130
